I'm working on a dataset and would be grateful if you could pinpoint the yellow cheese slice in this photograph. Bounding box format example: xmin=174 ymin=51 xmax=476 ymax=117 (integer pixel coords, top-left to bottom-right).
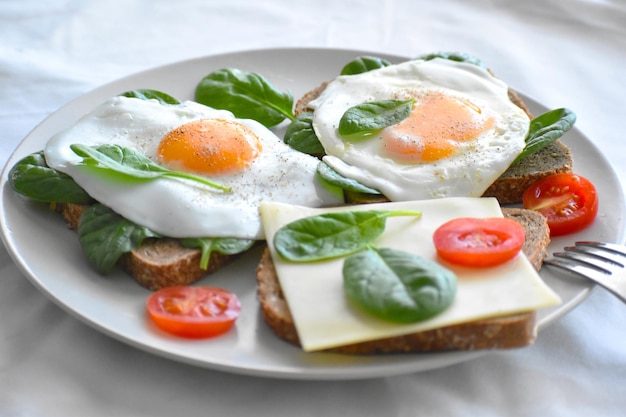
xmin=260 ymin=197 xmax=562 ymax=352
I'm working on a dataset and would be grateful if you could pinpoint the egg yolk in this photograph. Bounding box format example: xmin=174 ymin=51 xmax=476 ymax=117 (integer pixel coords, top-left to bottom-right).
xmin=382 ymin=92 xmax=494 ymax=163
xmin=157 ymin=119 xmax=262 ymax=176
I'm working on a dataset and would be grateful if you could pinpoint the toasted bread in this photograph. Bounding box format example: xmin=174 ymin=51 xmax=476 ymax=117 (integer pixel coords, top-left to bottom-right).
xmin=482 ymin=140 xmax=572 ymax=204
xmin=58 ymin=203 xmax=245 ymax=291
xmin=255 ymin=207 xmax=550 ymax=354
xmin=294 ymin=79 xmax=573 ymax=205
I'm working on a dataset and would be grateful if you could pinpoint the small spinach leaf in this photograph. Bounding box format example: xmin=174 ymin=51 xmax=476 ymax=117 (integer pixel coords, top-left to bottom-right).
xmin=341 ymin=56 xmax=392 ymax=75
xmin=283 ymin=111 xmax=325 ymax=155
xmin=338 ymin=99 xmax=414 ymax=138
xmin=416 ymin=51 xmax=486 ymax=68
xmin=119 ymin=89 xmax=181 ymax=105
xmin=77 ymin=204 xmax=160 ymax=274
xmin=274 ymin=209 xmax=421 ymax=262
xmin=70 ymin=144 xmax=230 ymax=192
xmin=180 ymin=237 xmax=255 ymax=270
xmin=195 ymin=68 xmax=294 ymax=127
xmin=343 ymin=247 xmax=457 ymax=323
xmin=316 ymin=161 xmax=381 ymax=195
xmin=8 ymin=151 xmax=94 ymax=204
xmin=513 ymin=108 xmax=576 ymax=164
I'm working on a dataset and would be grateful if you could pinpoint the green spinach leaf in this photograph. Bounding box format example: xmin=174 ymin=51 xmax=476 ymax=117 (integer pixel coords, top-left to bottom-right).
xmin=120 ymin=89 xmax=181 ymax=105
xmin=283 ymin=111 xmax=325 ymax=155
xmin=274 ymin=209 xmax=421 ymax=262
xmin=77 ymin=204 xmax=160 ymax=273
xmin=416 ymin=51 xmax=486 ymax=68
xmin=316 ymin=161 xmax=381 ymax=195
xmin=8 ymin=151 xmax=94 ymax=204
xmin=195 ymin=68 xmax=294 ymax=128
xmin=340 ymin=56 xmax=392 ymax=75
xmin=343 ymin=247 xmax=457 ymax=323
xmin=513 ymin=108 xmax=576 ymax=164
xmin=180 ymin=237 xmax=255 ymax=270
xmin=70 ymin=144 xmax=230 ymax=192
xmin=338 ymin=99 xmax=414 ymax=138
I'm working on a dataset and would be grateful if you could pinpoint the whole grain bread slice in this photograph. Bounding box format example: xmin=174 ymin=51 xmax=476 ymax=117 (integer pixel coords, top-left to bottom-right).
xmin=255 ymin=207 xmax=551 ymax=354
xmin=58 ymin=203 xmax=246 ymax=291
xmin=482 ymin=140 xmax=572 ymax=204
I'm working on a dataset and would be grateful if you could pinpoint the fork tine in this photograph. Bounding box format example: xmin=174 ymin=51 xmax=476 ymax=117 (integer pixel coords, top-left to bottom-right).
xmin=544 ymin=256 xmax=612 ymax=280
xmin=564 ymin=246 xmax=626 ymax=268
xmin=575 ymin=241 xmax=626 ymax=257
xmin=544 ymin=243 xmax=626 ymax=304
xmin=553 ymin=250 xmax=615 ymax=273
xmin=544 ymin=257 xmax=626 ymax=303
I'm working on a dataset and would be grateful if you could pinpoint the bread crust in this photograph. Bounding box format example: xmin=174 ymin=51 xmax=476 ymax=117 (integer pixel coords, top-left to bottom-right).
xmin=502 ymin=207 xmax=551 ymax=271
xmin=255 ymin=207 xmax=549 ymax=354
xmin=120 ymin=238 xmax=238 ymax=291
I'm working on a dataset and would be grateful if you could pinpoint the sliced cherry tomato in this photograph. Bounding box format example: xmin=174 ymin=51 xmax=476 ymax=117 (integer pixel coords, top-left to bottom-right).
xmin=522 ymin=173 xmax=598 ymax=237
xmin=433 ymin=217 xmax=526 ymax=267
xmin=146 ymin=286 xmax=240 ymax=339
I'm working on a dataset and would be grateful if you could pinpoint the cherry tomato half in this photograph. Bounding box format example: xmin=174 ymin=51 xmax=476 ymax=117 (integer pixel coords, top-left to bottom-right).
xmin=522 ymin=173 xmax=598 ymax=237
xmin=433 ymin=217 xmax=526 ymax=267
xmin=146 ymin=286 xmax=241 ymax=339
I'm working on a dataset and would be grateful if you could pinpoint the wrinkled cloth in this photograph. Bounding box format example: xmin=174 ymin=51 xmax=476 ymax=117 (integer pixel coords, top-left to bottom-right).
xmin=1 ymin=1 xmax=626 ymax=416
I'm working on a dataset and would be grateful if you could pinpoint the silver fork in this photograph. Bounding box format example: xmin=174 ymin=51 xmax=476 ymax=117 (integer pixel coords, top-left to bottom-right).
xmin=544 ymin=241 xmax=626 ymax=304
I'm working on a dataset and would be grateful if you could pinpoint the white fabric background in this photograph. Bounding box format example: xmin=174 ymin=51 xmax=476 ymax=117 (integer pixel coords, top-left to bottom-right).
xmin=1 ymin=0 xmax=625 ymax=415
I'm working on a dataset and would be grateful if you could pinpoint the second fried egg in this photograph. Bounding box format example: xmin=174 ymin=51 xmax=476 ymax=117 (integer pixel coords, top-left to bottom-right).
xmin=309 ymin=58 xmax=531 ymax=201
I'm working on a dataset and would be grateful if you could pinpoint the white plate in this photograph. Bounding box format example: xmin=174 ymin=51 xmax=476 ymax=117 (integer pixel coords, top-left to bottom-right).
xmin=1 ymin=48 xmax=625 ymax=380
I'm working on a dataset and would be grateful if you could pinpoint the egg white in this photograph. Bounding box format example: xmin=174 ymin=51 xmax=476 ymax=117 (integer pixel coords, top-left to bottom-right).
xmin=309 ymin=58 xmax=530 ymax=201
xmin=44 ymin=96 xmax=342 ymax=239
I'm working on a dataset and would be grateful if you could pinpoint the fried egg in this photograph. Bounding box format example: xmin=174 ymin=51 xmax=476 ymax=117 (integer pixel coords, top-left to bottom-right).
xmin=44 ymin=96 xmax=342 ymax=239
xmin=309 ymin=58 xmax=531 ymax=201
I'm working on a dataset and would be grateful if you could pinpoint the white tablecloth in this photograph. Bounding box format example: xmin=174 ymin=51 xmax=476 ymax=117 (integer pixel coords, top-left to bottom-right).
xmin=2 ymin=1 xmax=625 ymax=415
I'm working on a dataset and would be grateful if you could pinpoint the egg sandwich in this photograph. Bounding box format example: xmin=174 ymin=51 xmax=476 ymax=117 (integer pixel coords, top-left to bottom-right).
xmin=291 ymin=54 xmax=574 ymax=206
xmin=8 ymin=92 xmax=343 ymax=290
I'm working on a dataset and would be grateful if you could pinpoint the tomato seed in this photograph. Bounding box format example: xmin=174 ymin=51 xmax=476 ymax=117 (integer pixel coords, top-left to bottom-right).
xmin=163 ymin=299 xmax=185 ymax=315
